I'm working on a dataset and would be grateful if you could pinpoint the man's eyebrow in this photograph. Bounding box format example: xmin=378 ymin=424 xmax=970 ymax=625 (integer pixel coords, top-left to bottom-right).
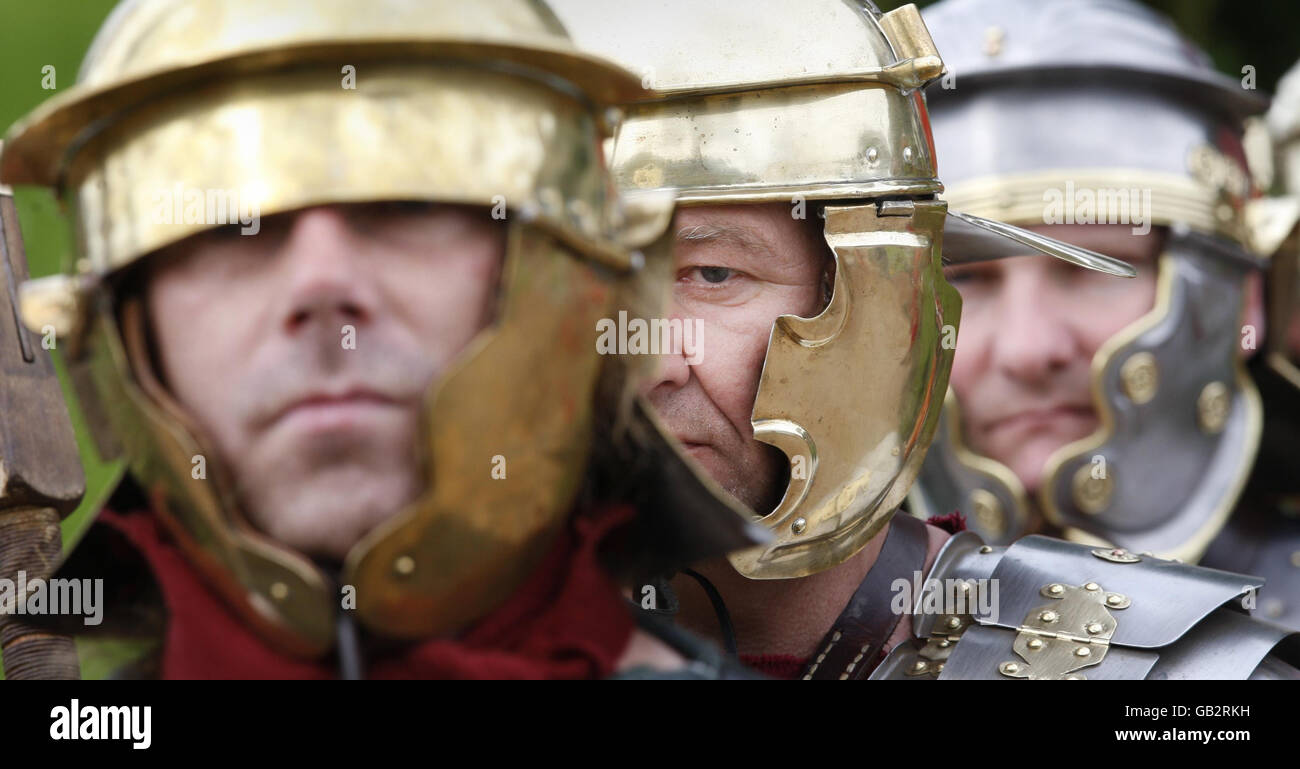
xmin=674 ymin=223 xmax=776 ymax=260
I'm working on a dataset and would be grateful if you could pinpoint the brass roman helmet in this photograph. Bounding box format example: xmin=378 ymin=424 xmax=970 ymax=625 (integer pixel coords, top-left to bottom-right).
xmin=550 ymin=0 xmax=1134 ymax=579
xmin=5 ymin=0 xmax=760 ymax=657
xmin=910 ymin=0 xmax=1288 ymax=561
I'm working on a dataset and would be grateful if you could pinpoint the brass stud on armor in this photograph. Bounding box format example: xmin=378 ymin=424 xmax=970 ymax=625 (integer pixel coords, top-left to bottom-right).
xmin=979 ymin=546 xmax=993 ymax=554
xmin=1027 ymin=638 xmax=1044 ymax=650
xmin=1092 ymin=547 xmax=1141 ymax=563
xmin=1086 ymin=622 xmax=1104 ymax=635
xmin=946 ymin=616 xmax=962 ymax=630
xmin=1084 ymin=582 xmax=1100 ymax=592
xmin=999 ymin=661 xmax=1020 ymax=675
xmin=791 ymin=517 xmax=807 ymax=535
xmin=913 ymin=660 xmax=928 ymax=672
xmin=1075 ymin=647 xmax=1091 ymax=658
xmin=394 ymin=555 xmax=416 ymax=577
xmin=269 ymin=582 xmax=289 ymax=601
xmin=1047 ymin=583 xmax=1064 ymax=596
xmin=1039 ymin=610 xmax=1058 ymax=623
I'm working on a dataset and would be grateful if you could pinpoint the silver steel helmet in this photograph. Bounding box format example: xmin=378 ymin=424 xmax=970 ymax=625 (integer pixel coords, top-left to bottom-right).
xmin=549 ymin=0 xmax=1132 ymax=579
xmin=910 ymin=0 xmax=1272 ymax=561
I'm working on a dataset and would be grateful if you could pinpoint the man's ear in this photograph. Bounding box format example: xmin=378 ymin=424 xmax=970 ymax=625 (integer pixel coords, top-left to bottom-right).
xmin=1241 ymin=270 xmax=1266 ymax=360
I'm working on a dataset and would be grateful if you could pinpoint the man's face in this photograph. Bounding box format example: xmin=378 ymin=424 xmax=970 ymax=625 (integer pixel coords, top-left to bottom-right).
xmin=944 ymin=223 xmax=1161 ymax=492
xmin=146 ymin=202 xmax=503 ymax=561
xmin=645 ymin=203 xmax=829 ymax=515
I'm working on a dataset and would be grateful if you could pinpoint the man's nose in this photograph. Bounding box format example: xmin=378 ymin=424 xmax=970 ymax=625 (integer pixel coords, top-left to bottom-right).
xmin=276 ymin=206 xmax=375 ymax=334
xmin=643 ymin=306 xmax=693 ymax=395
xmin=990 ymin=268 xmax=1078 ymax=384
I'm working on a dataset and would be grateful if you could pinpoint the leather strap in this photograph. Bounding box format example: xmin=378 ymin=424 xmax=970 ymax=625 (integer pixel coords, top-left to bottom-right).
xmin=801 ymin=514 xmax=930 ymax=680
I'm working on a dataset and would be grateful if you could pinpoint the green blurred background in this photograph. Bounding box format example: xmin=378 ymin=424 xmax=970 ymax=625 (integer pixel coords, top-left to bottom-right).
xmin=0 ymin=0 xmax=1296 ymax=634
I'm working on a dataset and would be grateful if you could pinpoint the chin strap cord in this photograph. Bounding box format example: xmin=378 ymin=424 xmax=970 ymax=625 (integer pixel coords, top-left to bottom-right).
xmin=680 ymin=568 xmax=738 ymax=657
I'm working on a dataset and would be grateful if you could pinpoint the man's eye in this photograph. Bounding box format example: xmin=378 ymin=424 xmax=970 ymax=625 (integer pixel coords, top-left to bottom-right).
xmin=698 ymin=266 xmax=733 ymax=284
xmin=943 ymin=267 xmax=990 ymax=286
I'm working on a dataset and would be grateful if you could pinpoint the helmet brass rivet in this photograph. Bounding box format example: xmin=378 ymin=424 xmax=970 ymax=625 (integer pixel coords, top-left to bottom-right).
xmin=902 ymin=146 xmax=913 ymax=164
xmin=1073 ymin=464 xmax=1114 ymax=515
xmin=936 ymin=663 xmax=944 ymax=673
xmin=394 ymin=555 xmax=416 ymax=577
xmin=939 ymin=640 xmax=950 ymax=648
xmin=269 ymin=582 xmax=289 ymax=601
xmin=979 ymin=546 xmax=993 ymax=554
xmin=1075 ymin=647 xmax=1091 ymax=658
xmin=1027 ymin=638 xmax=1043 ymax=650
xmin=1197 ymin=381 xmax=1231 ymax=435
xmin=1106 ymin=593 xmax=1126 ymax=606
xmin=1086 ymin=622 xmax=1104 ymax=634
xmin=1039 ymin=610 xmax=1058 ymax=623
xmin=1120 ymin=352 xmax=1159 ymax=404
xmin=1084 ymin=582 xmax=1101 ymax=592
xmin=970 ymin=489 xmax=1005 ymax=539
xmin=866 ymin=146 xmax=879 ymax=165
xmin=1000 ymin=661 xmax=1020 ymax=675
xmin=946 ymin=616 xmax=961 ymax=629
xmin=791 ymin=517 xmax=807 ymax=535
xmin=1047 ymin=583 xmax=1064 ymax=596
xmin=913 ymin=660 xmax=928 ymax=671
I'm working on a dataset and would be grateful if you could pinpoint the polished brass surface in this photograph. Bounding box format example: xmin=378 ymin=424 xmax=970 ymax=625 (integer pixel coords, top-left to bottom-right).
xmin=2 ymin=0 xmax=647 ymax=186
xmin=64 ymin=64 xmax=627 ymax=278
xmin=346 ymin=225 xmax=615 ymax=637
xmin=998 ymin=583 xmax=1125 ymax=680
xmin=728 ymin=201 xmax=959 ymax=578
xmin=551 ymin=0 xmax=945 ymax=206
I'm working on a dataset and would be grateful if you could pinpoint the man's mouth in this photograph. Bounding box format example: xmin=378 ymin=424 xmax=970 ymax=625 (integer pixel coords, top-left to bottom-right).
xmin=673 ymin=434 xmax=714 ymax=456
xmin=270 ymin=389 xmax=407 ymax=433
xmin=984 ymin=404 xmax=1095 ymax=436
